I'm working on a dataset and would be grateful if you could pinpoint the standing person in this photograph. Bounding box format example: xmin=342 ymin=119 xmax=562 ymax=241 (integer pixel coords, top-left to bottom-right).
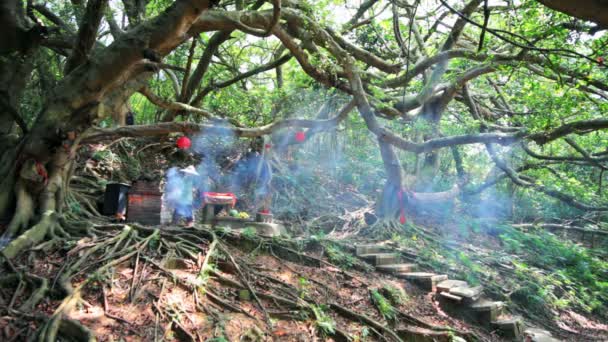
xmin=231 ymin=138 xmax=273 ymax=218
xmin=168 ymin=165 xmax=199 ymax=227
xmin=126 ymin=111 xmax=135 ymax=125
xmin=253 ymin=143 xmax=273 ymax=216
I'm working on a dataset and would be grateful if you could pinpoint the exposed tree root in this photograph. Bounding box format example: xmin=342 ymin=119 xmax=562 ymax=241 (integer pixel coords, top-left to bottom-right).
xmin=330 ymin=302 xmax=404 ymax=342
xmin=1 ymin=211 xmax=56 ymax=259
xmin=2 ymin=181 xmax=35 ymax=239
xmin=0 ymin=221 xmax=480 ymax=341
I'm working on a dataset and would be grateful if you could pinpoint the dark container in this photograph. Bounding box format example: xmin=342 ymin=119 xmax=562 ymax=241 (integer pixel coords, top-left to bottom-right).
xmin=255 ymin=212 xmax=273 ymax=223
xmin=127 ymin=181 xmax=162 ymax=225
xmin=103 ymin=183 xmax=131 ymax=215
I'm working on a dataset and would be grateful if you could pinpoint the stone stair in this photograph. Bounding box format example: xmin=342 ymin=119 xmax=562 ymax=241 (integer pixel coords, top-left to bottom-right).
xmin=353 ymin=244 xmax=561 ymax=341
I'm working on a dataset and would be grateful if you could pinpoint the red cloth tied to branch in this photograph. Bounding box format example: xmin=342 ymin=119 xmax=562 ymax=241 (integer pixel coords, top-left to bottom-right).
xmin=397 ymin=189 xmax=406 ymax=224
xmin=202 ymin=192 xmax=237 ymax=207
xmin=35 ymin=162 xmax=48 ymax=185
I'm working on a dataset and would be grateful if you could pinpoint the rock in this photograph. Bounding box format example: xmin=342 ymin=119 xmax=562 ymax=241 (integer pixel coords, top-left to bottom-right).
xmin=525 ymin=328 xmax=561 ymax=342
xmin=211 ymin=218 xmax=286 ymax=236
xmin=397 ymin=326 xmax=452 ymax=342
xmin=363 ymin=212 xmax=378 ymax=225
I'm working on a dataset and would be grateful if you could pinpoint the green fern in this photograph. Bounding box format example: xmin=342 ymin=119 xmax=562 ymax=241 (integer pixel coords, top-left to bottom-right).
xmin=241 ymin=227 xmax=258 ymax=240
xmin=382 ymin=284 xmax=408 ymax=305
xmin=370 ymin=289 xmax=396 ymax=321
xmin=309 ymin=304 xmax=335 ymax=335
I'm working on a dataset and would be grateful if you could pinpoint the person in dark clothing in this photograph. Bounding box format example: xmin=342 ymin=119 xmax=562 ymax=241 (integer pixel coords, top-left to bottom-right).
xmin=126 ymin=111 xmax=135 ymax=125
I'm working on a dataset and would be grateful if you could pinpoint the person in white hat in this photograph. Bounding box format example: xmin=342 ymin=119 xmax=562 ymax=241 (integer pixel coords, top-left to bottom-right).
xmin=170 ymin=165 xmax=199 ymax=227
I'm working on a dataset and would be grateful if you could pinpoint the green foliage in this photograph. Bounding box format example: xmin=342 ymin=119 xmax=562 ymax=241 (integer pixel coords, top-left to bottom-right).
xmin=456 ymin=252 xmax=481 ymax=286
xmin=241 ymin=227 xmax=258 ymax=240
xmin=297 ymin=277 xmax=310 ymax=298
xmin=381 ymin=284 xmax=409 ymax=305
xmin=148 ymin=234 xmax=160 ymax=251
xmin=205 ymin=337 xmax=229 ymax=342
xmin=322 ymin=242 xmax=358 ymax=269
xmin=309 ymin=304 xmax=336 ymax=336
xmin=370 ymin=289 xmax=397 ymax=321
xmin=501 ymin=226 xmax=608 ymax=316
xmin=91 ymin=149 xmax=117 ymax=163
xmin=67 ymin=198 xmax=82 ymax=215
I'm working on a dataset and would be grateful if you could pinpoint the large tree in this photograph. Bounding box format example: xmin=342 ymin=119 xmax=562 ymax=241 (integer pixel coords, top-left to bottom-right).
xmin=2 ymin=1 xmax=608 ymax=340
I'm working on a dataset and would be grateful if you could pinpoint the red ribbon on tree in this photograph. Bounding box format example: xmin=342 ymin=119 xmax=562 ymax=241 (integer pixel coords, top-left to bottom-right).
xmin=397 ymin=189 xmax=406 ymax=224
xmin=176 ymin=136 xmax=191 ymax=149
xmin=35 ymin=161 xmax=48 ymax=185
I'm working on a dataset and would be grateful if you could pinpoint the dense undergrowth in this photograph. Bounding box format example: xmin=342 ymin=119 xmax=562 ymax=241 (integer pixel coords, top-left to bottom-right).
xmin=386 ymin=220 xmax=608 ymax=323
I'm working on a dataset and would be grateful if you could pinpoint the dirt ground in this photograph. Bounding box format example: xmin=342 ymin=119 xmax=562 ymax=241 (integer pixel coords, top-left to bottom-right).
xmin=0 ymin=225 xmax=502 ymax=341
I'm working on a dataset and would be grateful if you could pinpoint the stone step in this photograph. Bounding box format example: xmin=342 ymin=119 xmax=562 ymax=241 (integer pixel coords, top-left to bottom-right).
xmin=437 ymin=294 xmax=505 ymax=325
xmin=439 ymin=291 xmax=463 ymax=303
xmin=376 ymin=263 xmax=417 ymax=274
xmin=399 ymin=272 xmax=448 ymax=292
xmin=355 ymin=244 xmax=384 ymax=256
xmin=492 ymin=315 xmax=524 ymax=340
xmin=358 ymin=253 xmax=399 ymax=266
xmin=449 ymin=285 xmax=483 ymax=302
xmin=398 ymin=272 xmax=438 ymax=280
xmin=469 ymin=299 xmax=504 ymax=312
xmin=468 ymin=300 xmax=504 ymax=323
xmin=436 ymin=279 xmax=468 ymax=293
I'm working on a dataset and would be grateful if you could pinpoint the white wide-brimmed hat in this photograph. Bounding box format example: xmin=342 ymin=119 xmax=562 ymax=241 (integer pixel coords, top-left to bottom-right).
xmin=180 ymin=165 xmax=199 ymax=176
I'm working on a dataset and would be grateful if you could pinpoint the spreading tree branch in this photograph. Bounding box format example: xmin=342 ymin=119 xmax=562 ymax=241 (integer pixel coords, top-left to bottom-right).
xmin=82 ymin=100 xmax=355 ymax=141
xmin=64 ymin=0 xmax=108 ymax=74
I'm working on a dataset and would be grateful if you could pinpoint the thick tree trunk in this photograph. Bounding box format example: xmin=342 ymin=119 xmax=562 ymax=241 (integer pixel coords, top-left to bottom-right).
xmin=0 ymin=50 xmax=38 ymax=219
xmin=1 ymin=125 xmax=72 ymax=243
xmin=376 ymin=140 xmax=404 ymax=219
xmin=417 ymin=103 xmax=443 ymax=191
xmin=2 ymin=0 xmax=214 ymax=256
